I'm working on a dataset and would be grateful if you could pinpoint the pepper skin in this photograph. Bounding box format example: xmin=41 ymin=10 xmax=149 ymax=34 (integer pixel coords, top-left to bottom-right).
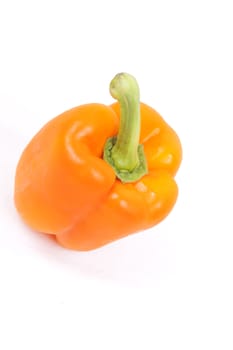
xmin=14 ymin=73 xmax=182 ymax=250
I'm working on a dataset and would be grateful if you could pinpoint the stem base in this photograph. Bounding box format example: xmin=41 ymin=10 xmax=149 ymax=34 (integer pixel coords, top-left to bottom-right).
xmin=104 ymin=136 xmax=148 ymax=183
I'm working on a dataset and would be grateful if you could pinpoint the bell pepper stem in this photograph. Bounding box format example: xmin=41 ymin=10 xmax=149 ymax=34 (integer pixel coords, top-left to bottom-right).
xmin=104 ymin=73 xmax=148 ymax=183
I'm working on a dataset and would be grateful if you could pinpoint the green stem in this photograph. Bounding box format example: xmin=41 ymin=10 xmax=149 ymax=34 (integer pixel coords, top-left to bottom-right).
xmin=104 ymin=73 xmax=147 ymax=183
xmin=110 ymin=73 xmax=140 ymax=170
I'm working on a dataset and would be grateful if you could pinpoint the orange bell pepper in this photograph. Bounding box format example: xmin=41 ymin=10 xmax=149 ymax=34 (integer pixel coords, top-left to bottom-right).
xmin=14 ymin=73 xmax=182 ymax=250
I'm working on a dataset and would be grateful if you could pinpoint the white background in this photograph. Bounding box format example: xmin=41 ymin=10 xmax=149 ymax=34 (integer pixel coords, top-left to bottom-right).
xmin=0 ymin=0 xmax=233 ymax=349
